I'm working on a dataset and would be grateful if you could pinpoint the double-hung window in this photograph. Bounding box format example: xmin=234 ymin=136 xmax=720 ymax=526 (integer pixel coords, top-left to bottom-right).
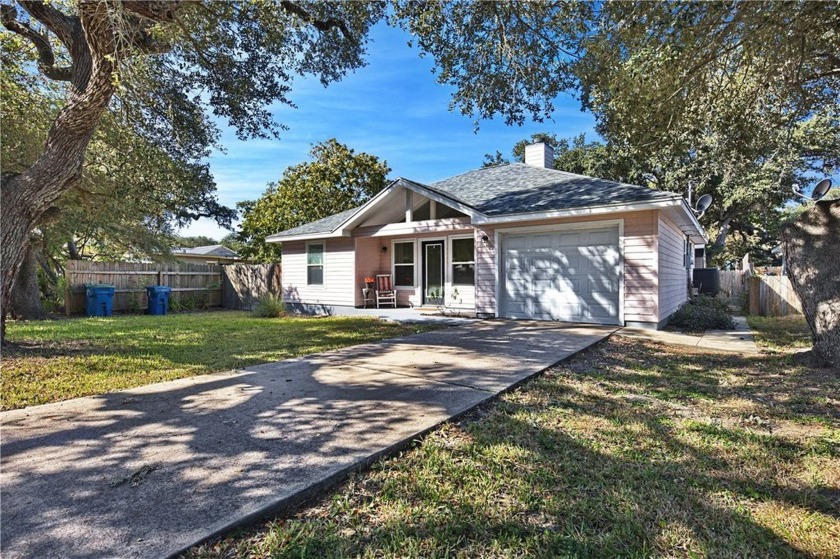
xmin=307 ymin=242 xmax=324 ymax=285
xmin=451 ymin=238 xmax=475 ymax=285
xmin=393 ymin=241 xmax=415 ymax=287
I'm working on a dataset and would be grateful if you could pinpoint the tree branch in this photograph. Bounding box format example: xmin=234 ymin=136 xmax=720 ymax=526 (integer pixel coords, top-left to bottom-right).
xmin=1 ymin=4 xmax=72 ymax=81
xmin=18 ymin=0 xmax=78 ymax=52
xmin=121 ymin=1 xmax=180 ymax=23
xmin=279 ymin=1 xmax=352 ymax=39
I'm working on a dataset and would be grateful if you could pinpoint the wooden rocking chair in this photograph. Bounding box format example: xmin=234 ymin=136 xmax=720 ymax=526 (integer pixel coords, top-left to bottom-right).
xmin=375 ymin=274 xmax=397 ymax=308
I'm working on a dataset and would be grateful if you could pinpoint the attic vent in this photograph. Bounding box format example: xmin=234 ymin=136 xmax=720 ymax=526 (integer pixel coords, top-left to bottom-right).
xmin=524 ymin=142 xmax=554 ymax=169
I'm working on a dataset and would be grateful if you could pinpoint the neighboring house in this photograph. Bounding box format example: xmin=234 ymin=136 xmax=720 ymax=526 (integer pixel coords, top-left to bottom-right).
xmin=267 ymin=143 xmax=706 ymax=328
xmin=172 ymin=245 xmax=241 ymax=265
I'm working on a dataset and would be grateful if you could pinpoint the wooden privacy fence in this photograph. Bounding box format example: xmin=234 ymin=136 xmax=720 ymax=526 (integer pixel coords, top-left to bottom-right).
xmin=222 ymin=263 xmax=282 ymax=310
xmin=719 ymin=270 xmax=745 ymax=302
xmin=65 ymin=261 xmax=224 ymax=315
xmin=747 ymin=273 xmax=803 ymax=317
xmin=64 ymin=261 xmax=283 ymax=315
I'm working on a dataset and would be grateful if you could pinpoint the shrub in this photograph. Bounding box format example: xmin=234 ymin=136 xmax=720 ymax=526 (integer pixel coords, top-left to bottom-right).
xmin=669 ymin=296 xmax=735 ymax=331
xmin=251 ymin=294 xmax=285 ymax=318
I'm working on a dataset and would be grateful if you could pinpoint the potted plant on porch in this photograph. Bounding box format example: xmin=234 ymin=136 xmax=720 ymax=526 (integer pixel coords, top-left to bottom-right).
xmin=427 ymin=286 xmax=444 ymax=306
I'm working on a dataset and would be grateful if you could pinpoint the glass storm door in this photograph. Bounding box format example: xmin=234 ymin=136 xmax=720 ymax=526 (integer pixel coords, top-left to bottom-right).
xmin=423 ymin=241 xmax=444 ymax=305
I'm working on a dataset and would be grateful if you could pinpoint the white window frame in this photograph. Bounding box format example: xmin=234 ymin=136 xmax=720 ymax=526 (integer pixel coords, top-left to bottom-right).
xmin=449 ymin=235 xmax=475 ymax=286
xmin=391 ymin=239 xmax=417 ymax=290
xmin=306 ymin=241 xmax=326 ymax=287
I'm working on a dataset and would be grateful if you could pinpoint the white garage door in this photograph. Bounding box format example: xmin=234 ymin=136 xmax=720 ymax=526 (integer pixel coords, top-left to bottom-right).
xmin=500 ymin=227 xmax=621 ymax=324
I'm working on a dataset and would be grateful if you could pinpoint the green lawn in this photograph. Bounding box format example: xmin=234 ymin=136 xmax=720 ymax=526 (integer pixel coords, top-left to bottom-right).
xmin=1 ymin=311 xmax=440 ymax=410
xmin=186 ymin=317 xmax=839 ymax=559
xmin=747 ymin=314 xmax=812 ymax=351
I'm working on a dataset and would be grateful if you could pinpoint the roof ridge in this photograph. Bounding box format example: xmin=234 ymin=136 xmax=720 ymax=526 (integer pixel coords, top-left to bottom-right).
xmin=502 ymin=163 xmax=677 ymax=194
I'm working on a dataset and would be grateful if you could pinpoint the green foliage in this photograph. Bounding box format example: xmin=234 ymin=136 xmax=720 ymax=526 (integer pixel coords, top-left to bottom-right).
xmin=220 ymin=233 xmax=247 ymax=256
xmin=392 ymin=1 xmax=593 ymax=126
xmin=173 ymin=236 xmax=220 ymax=249
xmin=576 ymin=2 xmax=840 ymax=262
xmin=1 ymin=31 xmax=235 ymax=266
xmin=488 ymin=132 xmax=649 ymax=185
xmin=237 ymin=139 xmax=391 ymax=262
xmin=669 ymin=296 xmax=735 ymax=332
xmin=251 ymin=294 xmax=286 ymax=318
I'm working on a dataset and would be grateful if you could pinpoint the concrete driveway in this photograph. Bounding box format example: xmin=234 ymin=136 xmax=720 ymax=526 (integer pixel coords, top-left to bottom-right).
xmin=1 ymin=321 xmax=615 ymax=559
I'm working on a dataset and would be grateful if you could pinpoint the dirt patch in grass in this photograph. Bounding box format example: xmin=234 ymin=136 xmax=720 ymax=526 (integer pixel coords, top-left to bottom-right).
xmin=184 ymin=332 xmax=839 ymax=559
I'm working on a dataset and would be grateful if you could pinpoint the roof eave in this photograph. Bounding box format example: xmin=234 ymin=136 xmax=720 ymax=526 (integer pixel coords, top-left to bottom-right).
xmin=265 ymin=230 xmax=350 ymax=243
xmin=265 ymin=180 xmax=403 ymax=243
xmin=677 ymin=198 xmax=708 ymax=244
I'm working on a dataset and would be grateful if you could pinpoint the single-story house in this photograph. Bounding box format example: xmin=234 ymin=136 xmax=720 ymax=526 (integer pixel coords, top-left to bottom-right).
xmin=267 ymin=143 xmax=706 ymax=328
xmin=172 ymin=245 xmax=242 ymax=265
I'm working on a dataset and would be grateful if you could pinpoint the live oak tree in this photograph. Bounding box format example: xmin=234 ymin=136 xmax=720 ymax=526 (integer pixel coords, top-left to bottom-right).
xmin=0 ymin=0 xmax=385 ymax=338
xmin=2 ymin=32 xmax=235 ymax=318
xmin=485 ymin=132 xmax=646 ymax=185
xmin=577 ymin=1 xmax=840 ymax=260
xmin=0 ymin=0 xmax=599 ymax=338
xmin=782 ymin=199 xmax=840 ymax=368
xmin=237 ymin=139 xmax=390 ymax=262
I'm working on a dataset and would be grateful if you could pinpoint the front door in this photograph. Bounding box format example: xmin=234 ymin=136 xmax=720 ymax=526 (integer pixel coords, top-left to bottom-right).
xmin=422 ymin=241 xmax=444 ymax=305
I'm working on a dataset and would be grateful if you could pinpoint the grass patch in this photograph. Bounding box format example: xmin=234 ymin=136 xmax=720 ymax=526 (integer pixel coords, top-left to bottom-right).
xmin=1 ymin=311 xmax=440 ymax=410
xmin=251 ymin=294 xmax=286 ymax=318
xmin=185 ymin=330 xmax=840 ymax=558
xmin=748 ymin=315 xmax=812 ymax=351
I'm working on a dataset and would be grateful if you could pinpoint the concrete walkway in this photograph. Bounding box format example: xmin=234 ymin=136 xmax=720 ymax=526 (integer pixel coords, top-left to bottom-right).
xmin=618 ymin=316 xmax=759 ymax=354
xmin=0 ymin=321 xmax=615 ymax=559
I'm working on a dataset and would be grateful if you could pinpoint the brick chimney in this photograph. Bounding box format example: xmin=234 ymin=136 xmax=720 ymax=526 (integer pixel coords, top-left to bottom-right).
xmin=524 ymin=142 xmax=554 ymax=169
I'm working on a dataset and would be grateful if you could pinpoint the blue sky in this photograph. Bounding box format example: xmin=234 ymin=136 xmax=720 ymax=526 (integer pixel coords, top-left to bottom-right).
xmin=180 ymin=22 xmax=597 ymax=240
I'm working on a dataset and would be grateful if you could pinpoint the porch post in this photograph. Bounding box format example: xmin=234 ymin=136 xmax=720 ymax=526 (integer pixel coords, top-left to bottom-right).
xmin=405 ymin=190 xmax=413 ymax=222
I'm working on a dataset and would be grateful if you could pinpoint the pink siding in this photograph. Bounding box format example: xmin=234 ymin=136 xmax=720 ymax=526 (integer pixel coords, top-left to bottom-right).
xmin=474 ymin=224 xmax=496 ymax=316
xmin=353 ymin=237 xmax=387 ymax=306
xmin=657 ymin=214 xmax=689 ymax=321
xmin=623 ymin=211 xmax=659 ymax=324
xmin=474 ymin=211 xmax=660 ymax=323
xmin=281 ymin=238 xmax=355 ymax=306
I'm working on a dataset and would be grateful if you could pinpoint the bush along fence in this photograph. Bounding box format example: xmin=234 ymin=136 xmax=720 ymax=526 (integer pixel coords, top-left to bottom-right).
xmin=64 ymin=260 xmax=281 ymax=315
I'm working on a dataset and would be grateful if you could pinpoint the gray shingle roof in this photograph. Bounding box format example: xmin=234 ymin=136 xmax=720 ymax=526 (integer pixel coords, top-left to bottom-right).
xmin=267 ymin=164 xmax=681 ymax=239
xmin=174 ymin=245 xmax=240 ymax=258
xmin=266 ymin=206 xmax=361 ymax=239
xmin=426 ymin=163 xmax=679 ymax=216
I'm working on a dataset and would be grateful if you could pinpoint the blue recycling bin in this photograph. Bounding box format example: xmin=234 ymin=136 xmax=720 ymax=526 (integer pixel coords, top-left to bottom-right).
xmin=146 ymin=285 xmax=172 ymax=315
xmin=85 ymin=284 xmax=115 ymax=317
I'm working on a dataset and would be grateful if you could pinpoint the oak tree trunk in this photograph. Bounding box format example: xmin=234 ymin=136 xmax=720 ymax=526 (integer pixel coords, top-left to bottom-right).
xmin=10 ymin=242 xmax=48 ymax=321
xmin=782 ymin=199 xmax=840 ymax=368
xmin=0 ymin=1 xmax=116 ymax=342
